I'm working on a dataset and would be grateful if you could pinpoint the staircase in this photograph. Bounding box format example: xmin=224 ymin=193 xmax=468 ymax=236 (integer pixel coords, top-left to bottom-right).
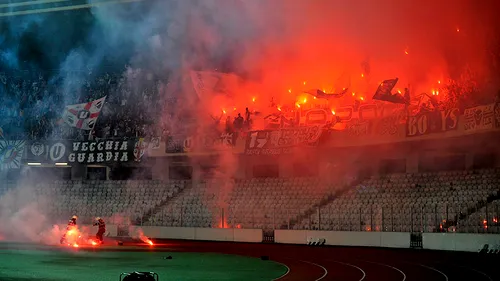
xmin=282 ymin=177 xmax=368 ymax=229
xmin=444 ymin=190 xmax=500 ymax=229
xmin=135 ymin=181 xmax=193 ymax=225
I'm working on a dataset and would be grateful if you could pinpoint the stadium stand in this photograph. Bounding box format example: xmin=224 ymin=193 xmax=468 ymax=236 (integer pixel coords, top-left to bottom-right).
xmin=145 ymin=176 xmax=358 ymax=229
xmin=296 ymin=168 xmax=500 ymax=233
xmin=1 ymin=169 xmax=500 ymax=235
xmin=27 ymin=180 xmax=188 ymax=224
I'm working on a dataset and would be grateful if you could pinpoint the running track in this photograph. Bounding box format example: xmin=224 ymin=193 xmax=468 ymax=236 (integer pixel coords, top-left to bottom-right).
xmin=3 ymin=239 xmax=498 ymax=281
xmin=151 ymin=240 xmax=500 ymax=281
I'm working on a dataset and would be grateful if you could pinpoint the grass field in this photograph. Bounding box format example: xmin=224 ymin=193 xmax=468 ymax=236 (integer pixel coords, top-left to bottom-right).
xmin=0 ymin=243 xmax=286 ymax=281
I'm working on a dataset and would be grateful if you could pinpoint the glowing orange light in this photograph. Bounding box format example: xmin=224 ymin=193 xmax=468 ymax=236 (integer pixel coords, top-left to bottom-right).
xmin=233 ymin=107 xmax=236 ymax=111
xmin=404 ymin=48 xmax=409 ymax=55
xmin=456 ymin=27 xmax=460 ymax=32
xmin=361 ymin=73 xmax=364 ymax=78
xmin=91 ymin=240 xmax=97 ymax=246
xmin=360 ymin=97 xmax=364 ymax=101
xmin=236 ymin=224 xmax=241 ymax=229
xmin=303 ymin=81 xmax=306 ymax=85
xmin=148 ymin=240 xmax=154 ymax=246
xmin=483 ymin=219 xmax=487 ymax=224
xmin=222 ymin=109 xmax=227 ymax=114
xmin=352 ymin=92 xmax=356 ymax=96
xmin=295 ymin=103 xmax=300 ymax=108
xmin=331 ymin=109 xmax=336 ymax=115
xmin=288 ymin=89 xmax=292 ymax=93
xmin=313 ymin=96 xmax=316 ymax=99
xmin=397 ymin=89 xmax=402 ymax=94
xmin=436 ymin=90 xmax=439 ymax=96
xmin=493 ymin=217 xmax=498 ymax=223
xmin=438 ymin=80 xmax=441 ymax=84
xmin=277 ymin=106 xmax=281 ymax=111
xmin=342 ymin=88 xmax=346 ymax=91
xmin=73 ymin=243 xmax=79 ymax=248
xmin=252 ymin=97 xmax=256 ymax=102
xmin=303 ymin=98 xmax=307 ymax=103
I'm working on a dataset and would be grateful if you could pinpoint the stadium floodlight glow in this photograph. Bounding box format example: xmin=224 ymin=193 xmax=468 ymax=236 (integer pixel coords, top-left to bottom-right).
xmin=27 ymin=163 xmax=42 ymax=166
xmin=55 ymin=163 xmax=68 ymax=166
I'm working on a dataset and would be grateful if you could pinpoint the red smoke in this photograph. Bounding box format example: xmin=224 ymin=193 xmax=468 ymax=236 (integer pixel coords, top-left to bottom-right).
xmin=183 ymin=0 xmax=500 ymax=122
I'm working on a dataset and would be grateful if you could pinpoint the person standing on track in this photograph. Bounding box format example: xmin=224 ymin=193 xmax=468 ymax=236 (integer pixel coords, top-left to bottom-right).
xmin=60 ymin=215 xmax=78 ymax=244
xmin=93 ymin=217 xmax=106 ymax=244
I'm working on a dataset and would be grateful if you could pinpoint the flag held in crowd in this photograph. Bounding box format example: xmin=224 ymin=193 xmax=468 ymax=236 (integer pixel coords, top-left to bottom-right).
xmin=372 ymin=78 xmax=408 ymax=104
xmin=62 ymin=96 xmax=106 ymax=130
xmin=303 ymin=88 xmax=349 ymax=100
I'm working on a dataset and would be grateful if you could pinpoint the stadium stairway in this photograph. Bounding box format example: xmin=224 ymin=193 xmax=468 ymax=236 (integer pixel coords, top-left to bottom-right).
xmin=136 ymin=180 xmax=193 ymax=225
xmin=446 ymin=190 xmax=500 ymax=230
xmin=282 ymin=176 xmax=367 ymax=230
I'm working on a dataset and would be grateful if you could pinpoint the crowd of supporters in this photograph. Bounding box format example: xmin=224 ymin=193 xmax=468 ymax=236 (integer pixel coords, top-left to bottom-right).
xmin=0 ymin=70 xmax=162 ymax=140
xmin=0 ymin=68 xmax=497 ymax=141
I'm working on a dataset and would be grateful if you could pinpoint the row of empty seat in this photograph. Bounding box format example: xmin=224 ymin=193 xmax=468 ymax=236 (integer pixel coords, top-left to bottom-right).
xmin=0 ymin=169 xmax=498 ymax=233
xmin=296 ymin=169 xmax=500 ymax=232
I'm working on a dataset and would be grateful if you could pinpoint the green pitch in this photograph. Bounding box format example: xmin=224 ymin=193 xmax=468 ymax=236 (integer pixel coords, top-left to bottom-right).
xmin=0 ymin=244 xmax=287 ymax=281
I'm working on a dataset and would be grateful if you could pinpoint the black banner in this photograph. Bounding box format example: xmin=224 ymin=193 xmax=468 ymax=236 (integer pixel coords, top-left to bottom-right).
xmin=25 ymin=141 xmax=68 ymax=163
xmin=406 ymin=108 xmax=459 ymax=137
xmin=24 ymin=139 xmax=146 ymax=164
xmin=245 ymin=126 xmax=324 ymax=155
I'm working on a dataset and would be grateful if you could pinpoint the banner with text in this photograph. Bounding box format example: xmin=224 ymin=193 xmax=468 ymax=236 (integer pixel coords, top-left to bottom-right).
xmin=406 ymin=108 xmax=459 ymax=137
xmin=24 ymin=139 xmax=147 ymax=164
xmin=165 ymin=132 xmax=237 ymax=154
xmin=464 ymin=103 xmax=495 ymax=132
xmin=245 ymin=126 xmax=324 ymax=155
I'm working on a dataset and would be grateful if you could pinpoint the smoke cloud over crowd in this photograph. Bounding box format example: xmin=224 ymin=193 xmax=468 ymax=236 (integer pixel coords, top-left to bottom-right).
xmin=1 ymin=0 xmax=499 ymax=114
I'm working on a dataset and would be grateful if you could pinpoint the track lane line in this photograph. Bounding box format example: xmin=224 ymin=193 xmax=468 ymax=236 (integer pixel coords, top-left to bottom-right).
xmin=327 ymin=260 xmax=366 ymax=281
xmin=444 ymin=263 xmax=493 ymax=281
xmin=299 ymin=260 xmax=328 ymax=281
xmin=358 ymin=260 xmax=406 ymax=281
xmin=272 ymin=262 xmax=290 ymax=281
xmin=416 ymin=264 xmax=449 ymax=281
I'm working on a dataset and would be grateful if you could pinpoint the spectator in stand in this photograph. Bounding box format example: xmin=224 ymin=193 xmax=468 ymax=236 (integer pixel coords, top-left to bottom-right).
xmin=233 ymin=113 xmax=244 ymax=131
xmin=225 ymin=116 xmax=233 ymax=133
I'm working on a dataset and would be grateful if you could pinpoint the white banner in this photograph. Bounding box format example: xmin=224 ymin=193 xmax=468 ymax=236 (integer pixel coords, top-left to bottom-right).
xmin=464 ymin=103 xmax=495 ymax=132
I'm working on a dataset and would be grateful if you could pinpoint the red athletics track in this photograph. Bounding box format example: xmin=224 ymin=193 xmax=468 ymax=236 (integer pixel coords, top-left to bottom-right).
xmin=64 ymin=239 xmax=500 ymax=281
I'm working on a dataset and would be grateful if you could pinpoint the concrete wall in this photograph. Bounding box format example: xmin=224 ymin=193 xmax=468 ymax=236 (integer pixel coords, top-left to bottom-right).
xmin=275 ymin=229 xmax=500 ymax=252
xmin=125 ymin=226 xmax=262 ymax=243
xmin=424 ymin=233 xmax=500 ymax=252
xmin=275 ymin=230 xmax=410 ymax=248
xmin=65 ymin=224 xmax=500 ymax=252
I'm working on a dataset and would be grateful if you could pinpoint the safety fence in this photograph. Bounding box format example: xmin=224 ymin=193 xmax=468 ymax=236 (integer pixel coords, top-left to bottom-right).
xmin=136 ymin=201 xmax=500 ymax=234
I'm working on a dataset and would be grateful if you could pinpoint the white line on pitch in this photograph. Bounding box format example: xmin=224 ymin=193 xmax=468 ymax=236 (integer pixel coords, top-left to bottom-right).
xmin=328 ymin=260 xmax=366 ymax=281
xmin=299 ymin=260 xmax=328 ymax=281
